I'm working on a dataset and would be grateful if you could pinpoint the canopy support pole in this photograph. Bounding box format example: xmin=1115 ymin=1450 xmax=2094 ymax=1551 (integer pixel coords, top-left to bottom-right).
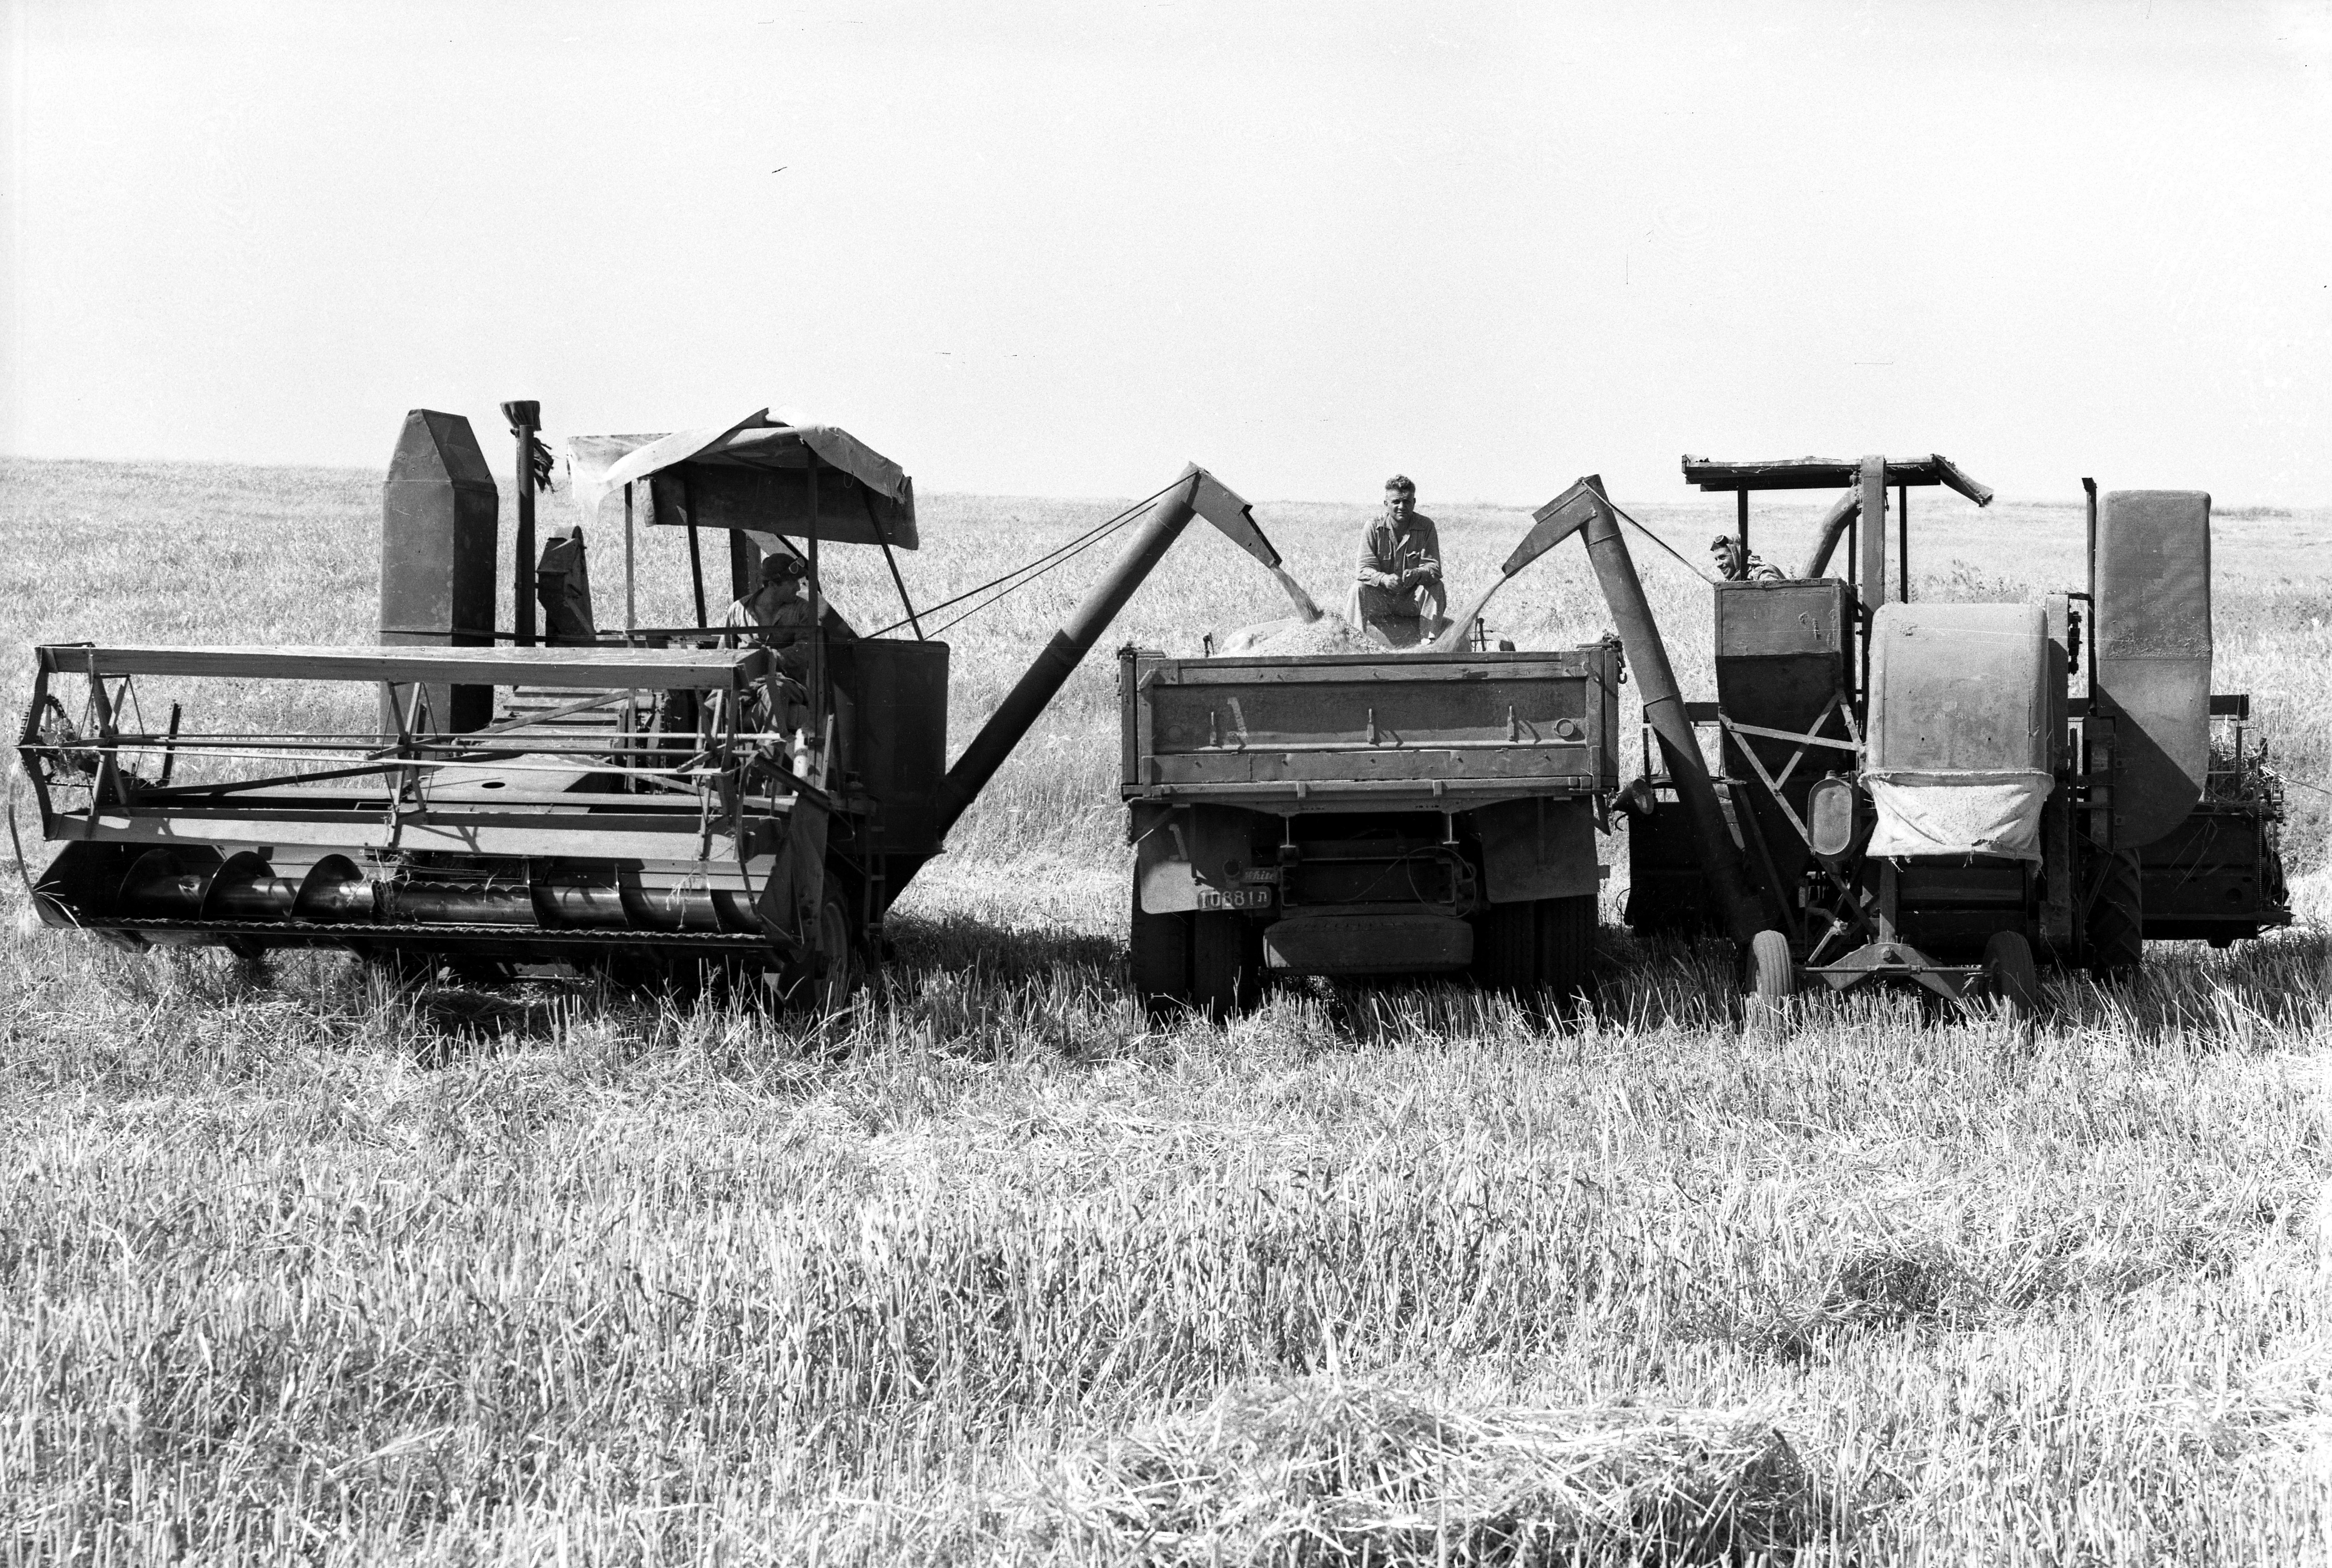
xmin=806 ymin=452 xmax=825 ymax=743
xmin=684 ymin=472 xmax=708 ymax=629
xmin=1897 ymin=483 xmax=1910 ymax=603
xmin=623 ymin=482 xmax=637 ymax=640
xmin=867 ymin=489 xmax=923 ymax=638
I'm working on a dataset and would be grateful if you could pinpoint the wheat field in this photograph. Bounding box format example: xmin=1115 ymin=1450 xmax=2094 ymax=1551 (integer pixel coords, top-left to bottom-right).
xmin=0 ymin=454 xmax=2326 ymax=1565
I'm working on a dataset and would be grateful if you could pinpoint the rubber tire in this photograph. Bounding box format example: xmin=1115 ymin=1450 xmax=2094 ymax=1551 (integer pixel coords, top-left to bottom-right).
xmin=2084 ymin=848 xmax=2144 ymax=981
xmin=1537 ymin=894 xmax=1598 ymax=1019
xmin=1189 ymin=911 xmax=1264 ymax=1022
xmin=811 ymin=887 xmax=864 ymax=1015
xmin=1985 ymin=930 xmax=2040 ymax=1020
xmin=1469 ymin=899 xmax=1540 ymax=996
xmin=1129 ymin=868 xmax=1195 ymax=1022
xmin=1747 ymin=929 xmax=1794 ymax=1032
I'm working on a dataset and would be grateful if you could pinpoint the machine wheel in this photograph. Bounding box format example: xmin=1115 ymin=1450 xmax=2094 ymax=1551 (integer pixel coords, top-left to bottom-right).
xmin=1746 ymin=929 xmax=1794 ymax=1032
xmin=1536 ymin=894 xmax=1598 ymax=1018
xmin=1468 ymin=899 xmax=1540 ymax=996
xmin=810 ymin=885 xmax=864 ymax=1015
xmin=1984 ymin=930 xmax=2040 ymax=1020
xmin=1189 ymin=911 xmax=1264 ymax=1022
xmin=2084 ymin=848 xmax=2144 ymax=981
xmin=1129 ymin=869 xmax=1195 ymax=1021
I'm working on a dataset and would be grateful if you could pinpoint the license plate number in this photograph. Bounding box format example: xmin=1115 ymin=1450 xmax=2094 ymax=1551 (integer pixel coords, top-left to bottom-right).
xmin=1196 ymin=887 xmax=1272 ymax=911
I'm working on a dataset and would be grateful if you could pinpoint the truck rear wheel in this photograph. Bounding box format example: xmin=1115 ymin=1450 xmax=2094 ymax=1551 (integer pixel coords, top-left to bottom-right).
xmin=1471 ymin=895 xmax=1596 ymax=1019
xmin=2084 ymin=848 xmax=2144 ymax=981
xmin=1469 ymin=900 xmax=1539 ymax=996
xmin=1537 ymin=894 xmax=1597 ymax=1016
xmin=1129 ymin=869 xmax=1194 ymax=1021
xmin=1189 ymin=911 xmax=1264 ymax=1021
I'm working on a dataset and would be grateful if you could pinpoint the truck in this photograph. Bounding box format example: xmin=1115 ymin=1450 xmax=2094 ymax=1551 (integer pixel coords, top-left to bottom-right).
xmin=1118 ymin=630 xmax=1623 ymax=1018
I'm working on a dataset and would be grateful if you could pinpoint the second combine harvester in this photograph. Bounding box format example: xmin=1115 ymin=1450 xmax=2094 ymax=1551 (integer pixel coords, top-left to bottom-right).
xmin=1622 ymin=453 xmax=2289 ymax=1016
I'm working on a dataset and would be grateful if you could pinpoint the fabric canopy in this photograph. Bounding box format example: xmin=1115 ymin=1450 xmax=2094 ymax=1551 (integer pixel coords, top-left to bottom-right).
xmin=567 ymin=410 xmax=918 ymax=549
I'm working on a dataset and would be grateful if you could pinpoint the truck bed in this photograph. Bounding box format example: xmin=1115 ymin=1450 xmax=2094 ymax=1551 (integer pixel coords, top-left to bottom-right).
xmin=1120 ymin=645 xmax=1620 ymax=810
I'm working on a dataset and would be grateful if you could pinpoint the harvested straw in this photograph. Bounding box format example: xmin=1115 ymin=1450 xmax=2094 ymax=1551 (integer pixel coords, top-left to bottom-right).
xmin=1021 ymin=1377 xmax=1841 ymax=1565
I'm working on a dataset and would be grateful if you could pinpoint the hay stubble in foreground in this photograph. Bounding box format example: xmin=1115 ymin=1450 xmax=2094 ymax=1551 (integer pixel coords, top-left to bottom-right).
xmin=0 ymin=459 xmax=2328 ymax=1562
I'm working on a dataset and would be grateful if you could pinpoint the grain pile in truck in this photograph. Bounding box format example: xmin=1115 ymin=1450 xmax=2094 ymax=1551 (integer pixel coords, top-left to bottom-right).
xmin=1219 ymin=614 xmax=1383 ymax=656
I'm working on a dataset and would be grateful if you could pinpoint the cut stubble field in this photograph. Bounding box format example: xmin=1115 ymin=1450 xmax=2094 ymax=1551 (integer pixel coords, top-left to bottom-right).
xmin=0 ymin=456 xmax=2327 ymax=1564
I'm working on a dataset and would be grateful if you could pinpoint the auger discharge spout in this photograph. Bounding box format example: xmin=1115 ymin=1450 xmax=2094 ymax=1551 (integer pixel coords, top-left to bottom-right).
xmin=933 ymin=464 xmax=1278 ymax=836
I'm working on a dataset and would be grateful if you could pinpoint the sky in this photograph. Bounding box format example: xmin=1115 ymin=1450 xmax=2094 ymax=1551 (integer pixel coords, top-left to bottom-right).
xmin=3 ymin=0 xmax=2328 ymax=506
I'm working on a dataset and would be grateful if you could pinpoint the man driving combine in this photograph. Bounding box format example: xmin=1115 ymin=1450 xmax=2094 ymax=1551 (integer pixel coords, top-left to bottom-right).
xmin=1349 ymin=475 xmax=1447 ymax=647
xmin=719 ymin=550 xmax=819 ymax=749
xmin=1709 ymin=533 xmax=1785 ymax=582
xmin=724 ymin=551 xmax=818 ymax=666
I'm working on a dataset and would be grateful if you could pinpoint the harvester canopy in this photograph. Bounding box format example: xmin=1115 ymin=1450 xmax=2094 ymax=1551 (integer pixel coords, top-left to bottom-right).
xmin=568 ymin=411 xmax=916 ymax=549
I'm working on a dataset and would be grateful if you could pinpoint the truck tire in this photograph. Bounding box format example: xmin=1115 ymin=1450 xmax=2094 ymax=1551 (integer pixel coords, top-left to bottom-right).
xmin=1189 ymin=911 xmax=1264 ymax=1021
xmin=2084 ymin=848 xmax=2144 ymax=981
xmin=1985 ymin=930 xmax=2040 ymax=1019
xmin=1536 ymin=894 xmax=1598 ymax=1017
xmin=1469 ymin=899 xmax=1540 ymax=996
xmin=1129 ymin=868 xmax=1194 ymax=1021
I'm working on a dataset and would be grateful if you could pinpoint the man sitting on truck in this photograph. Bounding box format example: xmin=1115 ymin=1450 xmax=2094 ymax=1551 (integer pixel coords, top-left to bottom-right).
xmin=1348 ymin=474 xmax=1447 ymax=648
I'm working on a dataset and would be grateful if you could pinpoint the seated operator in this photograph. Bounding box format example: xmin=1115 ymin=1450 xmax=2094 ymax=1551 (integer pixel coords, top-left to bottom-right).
xmin=1709 ymin=533 xmax=1785 ymax=582
xmin=718 ymin=550 xmax=820 ymax=744
xmin=1348 ymin=474 xmax=1448 ymax=648
xmin=723 ymin=550 xmax=820 ymax=667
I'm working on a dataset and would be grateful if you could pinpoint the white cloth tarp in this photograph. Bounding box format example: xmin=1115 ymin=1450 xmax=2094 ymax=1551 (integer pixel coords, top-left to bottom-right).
xmin=1863 ymin=768 xmax=2053 ymax=863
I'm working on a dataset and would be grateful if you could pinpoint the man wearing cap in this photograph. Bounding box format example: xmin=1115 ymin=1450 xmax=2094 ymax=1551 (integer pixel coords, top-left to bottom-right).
xmin=721 ymin=549 xmax=820 ymax=744
xmin=1708 ymin=534 xmax=1785 ymax=582
xmin=724 ymin=550 xmax=819 ymax=667
xmin=1349 ymin=475 xmax=1447 ymax=648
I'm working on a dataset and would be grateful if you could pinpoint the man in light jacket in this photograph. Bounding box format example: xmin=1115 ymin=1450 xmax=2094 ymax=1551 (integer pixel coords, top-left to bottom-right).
xmin=1348 ymin=474 xmax=1446 ymax=647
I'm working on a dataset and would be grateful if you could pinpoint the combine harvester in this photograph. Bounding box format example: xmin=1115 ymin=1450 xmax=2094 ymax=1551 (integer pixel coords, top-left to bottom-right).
xmin=1618 ymin=454 xmax=2291 ymax=1018
xmin=16 ymin=406 xmax=1296 ymax=1004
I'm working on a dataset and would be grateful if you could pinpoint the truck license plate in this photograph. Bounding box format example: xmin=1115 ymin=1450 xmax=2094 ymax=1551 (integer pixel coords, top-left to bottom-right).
xmin=1196 ymin=887 xmax=1272 ymax=911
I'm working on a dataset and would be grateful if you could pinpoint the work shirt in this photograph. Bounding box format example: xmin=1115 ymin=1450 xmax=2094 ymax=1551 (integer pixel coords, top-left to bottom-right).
xmin=1715 ymin=549 xmax=1786 ymax=582
xmin=1352 ymin=511 xmax=1444 ymax=629
xmin=723 ymin=589 xmax=819 ymax=675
